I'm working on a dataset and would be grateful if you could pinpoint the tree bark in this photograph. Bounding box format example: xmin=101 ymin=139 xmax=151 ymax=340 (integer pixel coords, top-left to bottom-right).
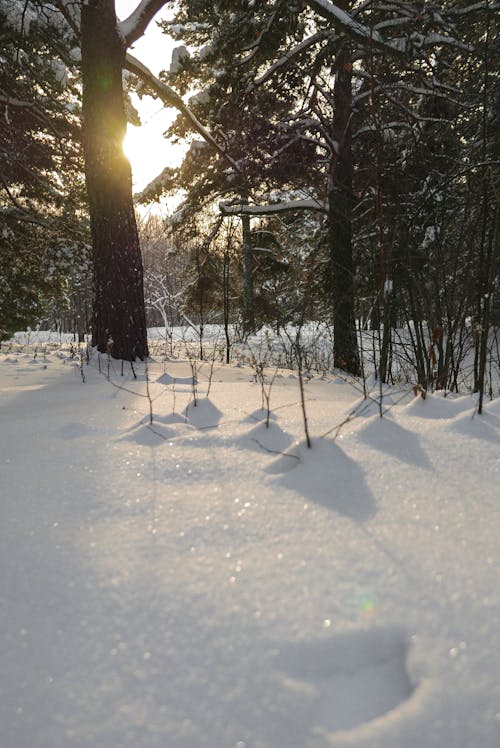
xmin=241 ymin=196 xmax=256 ymax=333
xmin=328 ymin=38 xmax=360 ymax=375
xmin=81 ymin=0 xmax=148 ymax=360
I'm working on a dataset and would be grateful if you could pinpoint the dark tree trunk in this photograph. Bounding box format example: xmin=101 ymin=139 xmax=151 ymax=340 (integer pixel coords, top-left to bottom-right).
xmin=328 ymin=38 xmax=360 ymax=375
xmin=81 ymin=0 xmax=148 ymax=361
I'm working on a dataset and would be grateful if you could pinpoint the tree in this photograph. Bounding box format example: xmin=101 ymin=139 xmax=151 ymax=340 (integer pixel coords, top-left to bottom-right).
xmin=3 ymin=0 xmax=172 ymax=359
xmin=78 ymin=0 xmax=238 ymax=360
xmin=327 ymin=19 xmax=359 ymax=374
xmin=152 ymin=0 xmax=394 ymax=373
xmin=79 ymin=0 xmax=159 ymax=360
xmin=350 ymin=0 xmax=499 ymax=390
xmin=0 ymin=0 xmax=90 ymax=339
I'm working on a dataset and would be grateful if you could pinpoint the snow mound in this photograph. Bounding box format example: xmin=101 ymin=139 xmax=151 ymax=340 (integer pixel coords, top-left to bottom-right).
xmin=237 ymin=421 xmax=293 ymax=454
xmin=56 ymin=422 xmax=93 ymax=440
xmin=120 ymin=422 xmax=177 ymax=445
xmin=356 ymin=415 xmax=432 ymax=469
xmin=404 ymin=392 xmax=475 ymax=420
xmin=184 ymin=398 xmax=222 ymax=429
xmin=446 ymin=408 xmax=500 ymax=445
xmin=244 ymin=408 xmax=279 ymax=423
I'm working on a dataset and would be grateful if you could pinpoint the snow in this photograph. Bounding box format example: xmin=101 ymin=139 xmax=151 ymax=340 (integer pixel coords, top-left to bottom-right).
xmin=117 ymin=0 xmax=168 ymax=45
xmin=169 ymin=45 xmax=190 ymax=75
xmin=219 ymin=198 xmax=328 ymax=216
xmin=2 ymin=0 xmax=38 ymax=35
xmin=306 ymin=0 xmax=385 ymax=45
xmin=188 ymin=90 xmax=211 ymax=107
xmin=51 ymin=60 xmax=68 ymax=89
xmin=0 ymin=335 xmax=499 ymax=748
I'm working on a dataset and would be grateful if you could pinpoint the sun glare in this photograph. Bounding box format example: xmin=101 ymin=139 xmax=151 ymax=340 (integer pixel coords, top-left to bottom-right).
xmin=122 ymin=114 xmax=185 ymax=193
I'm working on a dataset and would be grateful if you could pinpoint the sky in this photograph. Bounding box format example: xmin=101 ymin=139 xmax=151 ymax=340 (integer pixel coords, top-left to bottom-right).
xmin=116 ymin=0 xmax=187 ymax=194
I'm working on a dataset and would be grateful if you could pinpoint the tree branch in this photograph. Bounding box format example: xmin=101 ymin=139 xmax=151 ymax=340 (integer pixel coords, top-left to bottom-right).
xmin=306 ymin=0 xmax=406 ymax=58
xmin=124 ymin=53 xmax=242 ymax=175
xmin=219 ymin=198 xmax=327 ymax=216
xmin=246 ymin=30 xmax=333 ymax=93
xmin=118 ymin=0 xmax=171 ymax=48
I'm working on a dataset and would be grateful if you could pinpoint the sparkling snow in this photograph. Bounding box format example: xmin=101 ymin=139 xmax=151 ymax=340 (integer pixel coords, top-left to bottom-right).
xmin=0 ymin=340 xmax=499 ymax=748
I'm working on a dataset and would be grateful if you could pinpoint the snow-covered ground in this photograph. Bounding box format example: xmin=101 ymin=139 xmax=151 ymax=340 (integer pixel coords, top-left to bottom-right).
xmin=0 ymin=340 xmax=499 ymax=748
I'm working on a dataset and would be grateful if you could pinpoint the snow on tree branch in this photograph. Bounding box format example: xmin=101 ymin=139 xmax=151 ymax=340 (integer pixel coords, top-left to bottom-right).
xmin=219 ymin=199 xmax=327 ymax=217
xmin=406 ymin=32 xmax=474 ymax=54
xmin=118 ymin=0 xmax=170 ymax=48
xmin=124 ymin=53 xmax=241 ymax=175
xmin=448 ymin=1 xmax=500 ymax=16
xmin=307 ymin=0 xmax=479 ymax=59
xmin=53 ymin=0 xmax=80 ymax=39
xmin=306 ymin=0 xmax=388 ymax=48
xmin=246 ymin=30 xmax=333 ymax=92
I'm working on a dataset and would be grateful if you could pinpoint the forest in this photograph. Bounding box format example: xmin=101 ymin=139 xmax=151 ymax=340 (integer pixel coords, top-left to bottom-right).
xmin=1 ymin=0 xmax=499 ymax=397
xmin=1 ymin=4 xmax=500 ymax=747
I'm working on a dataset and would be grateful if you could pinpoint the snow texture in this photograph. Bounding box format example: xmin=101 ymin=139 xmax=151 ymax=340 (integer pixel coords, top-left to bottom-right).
xmin=0 ymin=336 xmax=499 ymax=748
xmin=118 ymin=0 xmax=167 ymax=46
xmin=169 ymin=45 xmax=190 ymax=75
xmin=219 ymin=198 xmax=327 ymax=216
xmin=306 ymin=0 xmax=384 ymax=44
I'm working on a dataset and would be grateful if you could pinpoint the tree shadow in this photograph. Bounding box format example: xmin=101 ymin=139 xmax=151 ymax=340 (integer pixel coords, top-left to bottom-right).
xmin=446 ymin=410 xmax=500 ymax=446
xmin=235 ymin=421 xmax=294 ymax=454
xmin=183 ymin=397 xmax=223 ymax=429
xmin=267 ymin=438 xmax=377 ymax=522
xmin=357 ymin=416 xmax=433 ymax=470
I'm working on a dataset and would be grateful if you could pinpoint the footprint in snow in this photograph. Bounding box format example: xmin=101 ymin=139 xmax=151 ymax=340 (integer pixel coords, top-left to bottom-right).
xmin=273 ymin=626 xmax=415 ymax=734
xmin=56 ymin=422 xmax=92 ymax=439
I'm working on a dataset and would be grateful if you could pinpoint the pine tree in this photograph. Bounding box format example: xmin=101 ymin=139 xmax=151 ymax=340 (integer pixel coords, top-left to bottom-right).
xmin=0 ymin=0 xmax=89 ymax=338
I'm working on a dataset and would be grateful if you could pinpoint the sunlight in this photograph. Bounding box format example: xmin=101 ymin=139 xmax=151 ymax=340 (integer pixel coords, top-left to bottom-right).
xmin=122 ymin=110 xmax=185 ymax=193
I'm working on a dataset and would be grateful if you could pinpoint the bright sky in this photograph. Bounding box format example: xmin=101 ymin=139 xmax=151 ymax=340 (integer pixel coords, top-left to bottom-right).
xmin=116 ymin=0 xmax=186 ymax=193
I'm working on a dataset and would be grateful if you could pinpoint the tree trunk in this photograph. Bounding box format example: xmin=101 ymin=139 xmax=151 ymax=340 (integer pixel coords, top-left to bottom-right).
xmin=81 ymin=0 xmax=148 ymax=361
xmin=328 ymin=38 xmax=360 ymax=375
xmin=241 ymin=201 xmax=256 ymax=333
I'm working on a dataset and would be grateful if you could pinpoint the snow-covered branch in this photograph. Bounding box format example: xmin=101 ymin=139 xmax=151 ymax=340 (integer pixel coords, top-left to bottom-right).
xmin=124 ymin=54 xmax=241 ymax=175
xmin=448 ymin=1 xmax=500 ymax=16
xmin=246 ymin=31 xmax=333 ymax=92
xmin=219 ymin=199 xmax=327 ymax=217
xmin=0 ymin=205 xmax=52 ymax=230
xmin=403 ymin=32 xmax=474 ymax=54
xmin=306 ymin=0 xmax=395 ymax=52
xmin=118 ymin=0 xmax=170 ymax=48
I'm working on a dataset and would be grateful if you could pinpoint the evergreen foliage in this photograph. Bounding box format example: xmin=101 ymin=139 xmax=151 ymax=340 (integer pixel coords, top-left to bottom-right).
xmin=0 ymin=0 xmax=90 ymax=339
